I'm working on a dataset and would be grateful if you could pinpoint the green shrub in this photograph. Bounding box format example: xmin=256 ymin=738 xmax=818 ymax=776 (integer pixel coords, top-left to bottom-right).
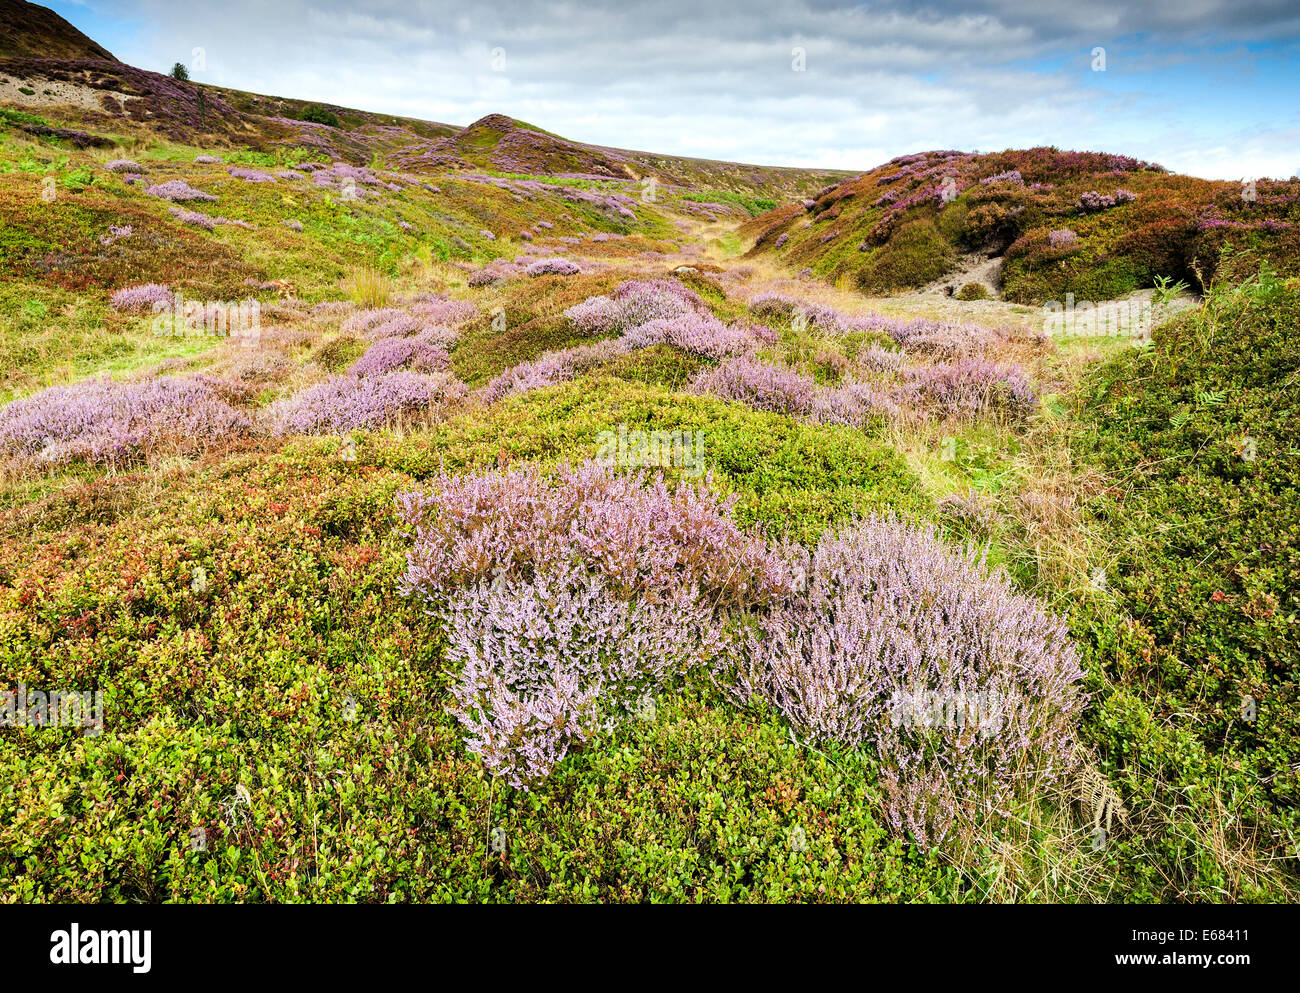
xmin=301 ymin=105 xmax=341 ymax=128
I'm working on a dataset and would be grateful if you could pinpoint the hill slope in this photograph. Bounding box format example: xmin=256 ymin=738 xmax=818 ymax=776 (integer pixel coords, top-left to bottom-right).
xmin=0 ymin=0 xmax=116 ymax=60
xmin=742 ymin=147 xmax=1300 ymax=303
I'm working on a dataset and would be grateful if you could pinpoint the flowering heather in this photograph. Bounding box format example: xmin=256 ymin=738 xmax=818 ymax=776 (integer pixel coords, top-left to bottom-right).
xmin=478 ymin=229 xmax=496 ymax=240
xmin=526 ymin=257 xmax=581 ymax=277
xmin=467 ymin=268 xmax=502 ymax=287
xmin=104 ymin=159 xmax=145 ymax=173
xmin=1048 ymin=228 xmax=1079 ymax=248
xmin=167 ymin=206 xmax=251 ymax=230
xmin=411 ymin=298 xmax=478 ymax=327
xmin=980 ymin=169 xmax=1023 ymax=185
xmin=145 ymin=180 xmax=217 ymax=203
xmin=227 ymin=166 xmax=276 ymax=183
xmin=349 ymin=331 xmax=452 ymax=377
xmin=98 ymin=224 xmax=132 ymax=246
xmin=564 ymin=294 xmax=624 ymax=335
xmin=267 ymin=371 xmax=465 ymax=435
xmin=623 ymin=314 xmax=761 ymax=360
xmin=109 ymin=283 xmax=174 ymax=312
xmin=774 ymin=232 xmax=789 ymax=247
xmin=278 ymin=170 xmax=305 ymax=180
xmin=396 ymin=461 xmax=784 ymax=786
xmin=284 ymin=219 xmax=304 ymax=232
xmin=479 ymin=338 xmax=630 ymax=403
xmin=342 ymin=308 xmax=410 ymax=335
xmin=535 ymin=220 xmax=554 ymax=229
xmin=1078 ymin=188 xmax=1136 ymax=213
xmin=689 ymin=355 xmax=815 ymax=418
xmin=563 ymin=280 xmax=701 ymax=338
xmin=193 ymin=154 xmax=222 ymax=164
xmin=726 ymin=516 xmax=1083 ymax=845
xmin=899 ymin=358 xmax=1038 ymax=421
xmin=0 ymin=375 xmax=251 ymax=468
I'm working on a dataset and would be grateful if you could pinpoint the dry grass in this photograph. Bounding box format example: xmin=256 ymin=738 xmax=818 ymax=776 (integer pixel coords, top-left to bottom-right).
xmin=343 ymin=265 xmax=395 ymax=308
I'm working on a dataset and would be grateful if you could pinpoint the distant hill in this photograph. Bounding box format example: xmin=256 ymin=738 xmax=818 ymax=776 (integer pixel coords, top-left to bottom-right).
xmin=741 ymin=148 xmax=1300 ymax=302
xmin=0 ymin=0 xmax=116 ymax=60
xmin=0 ymin=1 xmax=848 ymax=204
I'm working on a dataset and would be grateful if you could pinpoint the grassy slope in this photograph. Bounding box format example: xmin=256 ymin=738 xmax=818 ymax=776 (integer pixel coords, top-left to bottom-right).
xmin=741 ymin=148 xmax=1300 ymax=303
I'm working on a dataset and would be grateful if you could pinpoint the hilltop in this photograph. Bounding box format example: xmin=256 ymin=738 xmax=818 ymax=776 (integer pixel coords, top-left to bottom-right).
xmin=0 ymin=0 xmax=116 ymax=60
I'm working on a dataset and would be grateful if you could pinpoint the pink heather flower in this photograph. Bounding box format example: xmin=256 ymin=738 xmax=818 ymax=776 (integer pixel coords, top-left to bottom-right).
xmin=898 ymin=358 xmax=1038 ymax=421
xmin=98 ymin=224 xmax=132 ymax=246
xmin=104 ymin=158 xmax=145 ymax=173
xmin=1048 ymin=228 xmax=1079 ymax=248
xmin=0 ymin=375 xmax=251 ymax=468
xmin=145 ymin=180 xmax=217 ymax=202
xmin=479 ymin=338 xmax=631 ymax=403
xmin=623 ymin=314 xmax=760 ymax=360
xmin=110 ymin=283 xmax=174 ymax=312
xmin=227 ymin=166 xmax=276 ymax=182
xmin=349 ymin=330 xmax=452 ymax=377
xmin=267 ymin=370 xmax=466 ymax=435
xmin=726 ymin=516 xmax=1084 ymax=847
xmin=1077 ymin=188 xmax=1137 ymax=213
xmin=525 ymin=257 xmax=581 ymax=277
xmin=193 ymin=155 xmax=222 ymax=164
xmin=395 ymin=461 xmax=788 ymax=787
xmin=284 ymin=219 xmax=304 ymax=232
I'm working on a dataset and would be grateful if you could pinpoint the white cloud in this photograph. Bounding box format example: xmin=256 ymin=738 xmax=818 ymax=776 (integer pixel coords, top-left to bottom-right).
xmin=73 ymin=0 xmax=1300 ymax=178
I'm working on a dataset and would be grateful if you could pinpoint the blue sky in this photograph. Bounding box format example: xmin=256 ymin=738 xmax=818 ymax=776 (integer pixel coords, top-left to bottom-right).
xmin=46 ymin=0 xmax=1300 ymax=179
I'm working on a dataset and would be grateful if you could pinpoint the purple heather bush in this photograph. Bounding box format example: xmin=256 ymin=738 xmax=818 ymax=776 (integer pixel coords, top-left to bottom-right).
xmin=349 ymin=331 xmax=452 ymax=377
xmin=774 ymin=232 xmax=789 ymax=247
xmin=267 ymin=370 xmax=465 ymax=435
xmin=691 ymin=355 xmax=899 ymax=428
xmin=0 ymin=375 xmax=251 ymax=468
xmin=479 ymin=338 xmax=630 ymax=403
xmin=623 ymin=313 xmax=761 ymax=360
xmin=726 ymin=516 xmax=1084 ymax=846
xmin=689 ymin=355 xmax=816 ymax=418
xmin=980 ymin=169 xmax=1024 ymax=185
xmin=284 ymin=219 xmax=304 ymax=232
xmin=395 ymin=461 xmax=787 ymax=787
xmin=1048 ymin=228 xmax=1079 ymax=248
xmin=98 ymin=224 xmax=132 ymax=246
xmin=193 ymin=154 xmax=222 ymax=164
xmin=168 ymin=206 xmax=251 ymax=230
xmin=110 ymin=283 xmax=174 ymax=312
xmin=526 ymin=257 xmax=581 ymax=277
xmin=278 ymin=170 xmax=305 ymax=180
xmin=227 ymin=166 xmax=276 ymax=183
xmin=104 ymin=158 xmax=145 ymax=173
xmin=1077 ymin=188 xmax=1136 ymax=213
xmin=899 ymin=358 xmax=1038 ymax=421
xmin=145 ymin=180 xmax=217 ymax=202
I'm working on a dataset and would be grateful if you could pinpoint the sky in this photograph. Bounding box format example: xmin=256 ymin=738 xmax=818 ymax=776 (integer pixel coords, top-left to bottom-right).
xmin=46 ymin=0 xmax=1300 ymax=179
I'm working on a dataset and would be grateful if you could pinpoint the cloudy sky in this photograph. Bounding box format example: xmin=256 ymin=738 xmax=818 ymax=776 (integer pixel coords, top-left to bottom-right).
xmin=49 ymin=0 xmax=1300 ymax=178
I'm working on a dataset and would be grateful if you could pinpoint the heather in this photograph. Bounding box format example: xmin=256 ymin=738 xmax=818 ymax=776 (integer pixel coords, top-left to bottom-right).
xmin=349 ymin=331 xmax=452 ymax=377
xmin=0 ymin=374 xmax=251 ymax=467
xmin=267 ymin=370 xmax=465 ymax=435
xmin=526 ymin=257 xmax=581 ymax=276
xmin=145 ymin=179 xmax=218 ymax=202
xmin=396 ymin=462 xmax=786 ymax=786
xmin=109 ymin=283 xmax=174 ymax=312
xmin=726 ymin=516 xmax=1084 ymax=845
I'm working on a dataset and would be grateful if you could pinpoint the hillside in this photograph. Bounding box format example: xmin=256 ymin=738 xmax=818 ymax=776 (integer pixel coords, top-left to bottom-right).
xmin=742 ymin=147 xmax=1300 ymax=303
xmin=0 ymin=0 xmax=116 ymax=60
